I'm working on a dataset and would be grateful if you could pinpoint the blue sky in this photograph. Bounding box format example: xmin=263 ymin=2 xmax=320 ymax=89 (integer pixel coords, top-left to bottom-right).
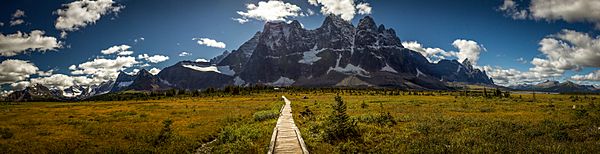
xmin=1 ymin=0 xmax=599 ymax=91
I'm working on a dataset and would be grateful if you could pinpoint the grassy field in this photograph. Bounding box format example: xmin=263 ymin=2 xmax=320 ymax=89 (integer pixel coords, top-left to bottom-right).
xmin=289 ymin=91 xmax=600 ymax=153
xmin=0 ymin=94 xmax=284 ymax=153
xmin=0 ymin=90 xmax=599 ymax=153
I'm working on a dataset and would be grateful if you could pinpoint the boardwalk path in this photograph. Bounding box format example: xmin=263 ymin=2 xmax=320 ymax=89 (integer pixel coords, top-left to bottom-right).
xmin=268 ymin=96 xmax=309 ymax=154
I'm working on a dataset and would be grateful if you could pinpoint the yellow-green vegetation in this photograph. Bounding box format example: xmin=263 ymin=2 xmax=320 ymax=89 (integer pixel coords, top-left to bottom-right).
xmin=290 ymin=91 xmax=600 ymax=153
xmin=1 ymin=89 xmax=599 ymax=153
xmin=0 ymin=94 xmax=284 ymax=153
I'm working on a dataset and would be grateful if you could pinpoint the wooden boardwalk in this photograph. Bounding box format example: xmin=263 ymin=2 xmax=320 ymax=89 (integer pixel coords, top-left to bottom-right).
xmin=268 ymin=96 xmax=309 ymax=154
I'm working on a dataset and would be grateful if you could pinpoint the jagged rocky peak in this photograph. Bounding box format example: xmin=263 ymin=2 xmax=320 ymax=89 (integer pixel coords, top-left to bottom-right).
xmin=461 ymin=58 xmax=474 ymax=70
xmin=377 ymin=24 xmax=386 ymax=33
xmin=262 ymin=20 xmax=304 ymax=35
xmin=357 ymin=16 xmax=377 ymax=30
xmin=259 ymin=20 xmax=307 ymax=51
xmin=288 ymin=20 xmax=302 ymax=29
xmin=210 ymin=50 xmax=230 ymax=64
xmin=355 ymin=16 xmax=402 ymax=47
xmin=355 ymin=16 xmax=379 ymax=46
xmin=321 ymin=14 xmax=353 ymax=28
xmin=137 ymin=68 xmax=152 ymax=76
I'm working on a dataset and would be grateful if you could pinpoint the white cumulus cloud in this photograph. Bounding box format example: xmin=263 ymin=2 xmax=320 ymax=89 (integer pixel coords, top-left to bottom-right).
xmin=9 ymin=9 xmax=26 ymax=26
xmin=308 ymin=0 xmax=371 ymax=21
xmin=356 ymin=3 xmax=372 ymax=15
xmin=499 ymin=0 xmax=600 ymax=29
xmin=179 ymin=51 xmax=191 ymax=57
xmin=235 ymin=1 xmax=303 ymax=23
xmin=10 ymin=81 xmax=30 ymax=91
xmin=0 ymin=30 xmax=62 ymax=57
xmin=498 ymin=0 xmax=528 ymax=20
xmin=402 ymin=39 xmax=485 ymax=65
xmin=530 ymin=29 xmax=600 ymax=75
xmin=193 ymin=38 xmax=226 ymax=48
xmin=478 ymin=29 xmax=600 ymax=85
xmin=149 ymin=67 xmax=161 ymax=75
xmin=9 ymin=19 xmax=24 ymax=26
xmin=138 ymin=54 xmax=169 ymax=63
xmin=482 ymin=65 xmax=561 ymax=85
xmin=452 ymin=39 xmax=485 ymax=65
xmin=30 ymin=74 xmax=96 ymax=90
xmin=100 ymin=44 xmax=133 ymax=55
xmin=70 ymin=56 xmax=140 ymax=85
xmin=402 ymin=41 xmax=453 ymax=63
xmin=0 ymin=59 xmax=39 ymax=84
xmin=55 ymin=0 xmax=124 ymax=36
xmin=571 ymin=70 xmax=600 ymax=81
xmin=12 ymin=9 xmax=25 ymax=19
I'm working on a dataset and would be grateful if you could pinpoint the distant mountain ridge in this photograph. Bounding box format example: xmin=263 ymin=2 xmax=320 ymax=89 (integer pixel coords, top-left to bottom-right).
xmin=510 ymin=80 xmax=599 ymax=93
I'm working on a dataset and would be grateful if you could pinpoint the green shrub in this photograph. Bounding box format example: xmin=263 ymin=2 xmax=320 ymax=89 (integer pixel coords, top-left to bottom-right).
xmin=214 ymin=124 xmax=265 ymax=153
xmin=0 ymin=128 xmax=13 ymax=139
xmin=300 ymin=106 xmax=314 ymax=118
xmin=574 ymin=108 xmax=588 ymax=118
xmin=551 ymin=131 xmax=571 ymax=141
xmin=479 ymin=107 xmax=495 ymax=113
xmin=357 ymin=112 xmax=396 ymax=126
xmin=252 ymin=110 xmax=279 ymax=122
xmin=154 ymin=118 xmax=173 ymax=146
xmin=360 ymin=101 xmax=368 ymax=109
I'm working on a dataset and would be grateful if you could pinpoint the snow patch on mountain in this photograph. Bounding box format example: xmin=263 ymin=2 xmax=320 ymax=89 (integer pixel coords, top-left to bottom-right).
xmin=381 ymin=63 xmax=398 ymax=73
xmin=299 ymin=45 xmax=325 ymax=65
xmin=117 ymin=81 xmax=133 ymax=87
xmin=234 ymin=76 xmax=246 ymax=86
xmin=183 ymin=65 xmax=218 ymax=72
xmin=182 ymin=65 xmax=235 ymax=76
xmin=160 ymin=79 xmax=173 ymax=86
xmin=217 ymin=66 xmax=235 ymax=76
xmin=268 ymin=76 xmax=295 ymax=87
xmin=416 ymin=68 xmax=427 ymax=77
xmin=328 ymin=64 xmax=370 ymax=77
xmin=62 ymin=88 xmax=82 ymax=98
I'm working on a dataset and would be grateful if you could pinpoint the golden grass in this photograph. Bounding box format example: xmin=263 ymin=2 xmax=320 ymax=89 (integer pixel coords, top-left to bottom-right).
xmin=288 ymin=92 xmax=600 ymax=153
xmin=0 ymin=94 xmax=284 ymax=153
xmin=0 ymin=91 xmax=598 ymax=153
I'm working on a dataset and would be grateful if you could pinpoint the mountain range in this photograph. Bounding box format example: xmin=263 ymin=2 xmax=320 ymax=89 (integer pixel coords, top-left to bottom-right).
xmin=509 ymin=80 xmax=599 ymax=93
xmin=9 ymin=15 xmax=597 ymax=101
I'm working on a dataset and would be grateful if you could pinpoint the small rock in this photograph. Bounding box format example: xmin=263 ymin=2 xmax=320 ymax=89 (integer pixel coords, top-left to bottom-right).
xmin=572 ymin=105 xmax=576 ymax=109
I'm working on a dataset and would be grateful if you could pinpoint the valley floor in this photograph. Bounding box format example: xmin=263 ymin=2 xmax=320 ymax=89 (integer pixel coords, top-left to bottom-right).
xmin=0 ymin=90 xmax=599 ymax=153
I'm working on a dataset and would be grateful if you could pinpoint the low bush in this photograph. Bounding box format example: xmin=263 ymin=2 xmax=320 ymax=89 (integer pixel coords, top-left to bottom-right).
xmin=357 ymin=112 xmax=396 ymax=126
xmin=154 ymin=118 xmax=173 ymax=146
xmin=0 ymin=128 xmax=13 ymax=139
xmin=253 ymin=110 xmax=279 ymax=122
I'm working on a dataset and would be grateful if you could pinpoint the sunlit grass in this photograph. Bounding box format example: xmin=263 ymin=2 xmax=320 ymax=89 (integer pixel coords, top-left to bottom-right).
xmin=0 ymin=94 xmax=284 ymax=153
xmin=289 ymin=92 xmax=600 ymax=153
xmin=0 ymin=90 xmax=598 ymax=153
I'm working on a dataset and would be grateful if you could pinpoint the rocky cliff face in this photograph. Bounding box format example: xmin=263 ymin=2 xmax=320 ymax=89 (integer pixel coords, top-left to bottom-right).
xmin=93 ymin=15 xmax=497 ymax=94
xmin=217 ymin=32 xmax=262 ymax=73
xmin=214 ymin=15 xmax=493 ymax=89
xmin=158 ymin=61 xmax=234 ymax=89
xmin=125 ymin=69 xmax=172 ymax=91
xmin=5 ymin=84 xmax=60 ymax=102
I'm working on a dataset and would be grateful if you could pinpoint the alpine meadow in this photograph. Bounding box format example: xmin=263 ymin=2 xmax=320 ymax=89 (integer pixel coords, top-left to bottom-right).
xmin=1 ymin=0 xmax=599 ymax=153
